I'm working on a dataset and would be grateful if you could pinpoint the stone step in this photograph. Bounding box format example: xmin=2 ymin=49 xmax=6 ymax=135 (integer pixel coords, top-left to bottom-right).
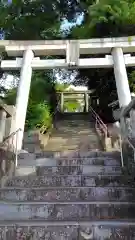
xmin=45 ymin=140 xmax=84 ymax=144
xmin=1 ymin=187 xmax=135 ymax=202
xmin=0 ymin=223 xmax=135 ymax=239
xmin=0 ymin=202 xmax=135 ymax=221
xmin=53 ymin=124 xmax=93 ymax=127
xmin=57 ymin=157 xmax=121 ymax=166
xmin=57 ymin=120 xmax=91 ymax=124
xmin=51 ymin=131 xmax=95 ymax=135
xmin=50 ymin=135 xmax=95 ymax=139
xmin=54 ymin=131 xmax=93 ymax=134
xmin=46 ymin=142 xmax=99 ymax=146
xmin=53 ymin=126 xmax=93 ymax=129
xmin=6 ymin=175 xmax=133 ymax=187
xmin=53 ymin=124 xmax=92 ymax=128
xmin=49 ymin=133 xmax=95 ymax=137
xmin=35 ymin=150 xmax=121 ymax=159
xmin=36 ymin=165 xmax=122 ymax=176
xmin=43 ymin=146 xmax=80 ymax=151
xmin=14 ymin=166 xmax=122 ymax=177
xmin=44 ymin=146 xmax=100 ymax=151
xmin=46 ymin=139 xmax=84 ymax=144
xmin=44 ymin=145 xmax=81 ymax=149
xmin=18 ymin=157 xmax=121 ymax=167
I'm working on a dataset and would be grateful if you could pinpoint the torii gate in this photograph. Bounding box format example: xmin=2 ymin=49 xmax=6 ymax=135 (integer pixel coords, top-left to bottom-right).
xmin=0 ymin=36 xmax=135 ymax=149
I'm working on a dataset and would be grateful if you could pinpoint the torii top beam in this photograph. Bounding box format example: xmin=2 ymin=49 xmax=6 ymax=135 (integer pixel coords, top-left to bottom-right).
xmin=1 ymin=36 xmax=135 ymax=57
xmin=4 ymin=37 xmax=133 ymax=150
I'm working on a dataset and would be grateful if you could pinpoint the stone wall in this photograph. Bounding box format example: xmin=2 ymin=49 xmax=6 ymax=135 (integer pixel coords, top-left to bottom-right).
xmin=96 ymin=122 xmax=121 ymax=152
xmin=107 ymin=122 xmax=121 ymax=150
xmin=0 ymin=147 xmax=15 ymax=187
xmin=23 ymin=129 xmax=51 ymax=153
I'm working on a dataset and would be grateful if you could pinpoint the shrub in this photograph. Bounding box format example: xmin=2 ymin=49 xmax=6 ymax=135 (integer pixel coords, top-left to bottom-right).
xmin=25 ymin=102 xmax=52 ymax=132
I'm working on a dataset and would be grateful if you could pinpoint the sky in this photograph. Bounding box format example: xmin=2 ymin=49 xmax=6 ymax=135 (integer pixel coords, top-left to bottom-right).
xmin=61 ymin=14 xmax=84 ymax=32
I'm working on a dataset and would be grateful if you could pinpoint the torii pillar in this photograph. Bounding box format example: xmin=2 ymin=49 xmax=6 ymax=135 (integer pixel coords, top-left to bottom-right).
xmin=112 ymin=47 xmax=132 ymax=138
xmin=112 ymin=48 xmax=131 ymax=107
xmin=13 ymin=49 xmax=34 ymax=150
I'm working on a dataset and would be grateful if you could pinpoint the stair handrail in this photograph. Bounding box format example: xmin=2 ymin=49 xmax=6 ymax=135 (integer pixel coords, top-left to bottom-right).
xmin=89 ymin=105 xmax=108 ymax=138
xmin=53 ymin=99 xmax=61 ymax=127
xmin=0 ymin=128 xmax=22 ymax=168
xmin=1 ymin=128 xmax=22 ymax=145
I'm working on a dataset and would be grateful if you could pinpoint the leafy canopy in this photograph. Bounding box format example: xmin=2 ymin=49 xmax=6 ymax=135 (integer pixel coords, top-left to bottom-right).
xmin=72 ymin=0 xmax=135 ymax=38
xmin=70 ymin=0 xmax=135 ymax=122
xmin=0 ymin=0 xmax=81 ymax=40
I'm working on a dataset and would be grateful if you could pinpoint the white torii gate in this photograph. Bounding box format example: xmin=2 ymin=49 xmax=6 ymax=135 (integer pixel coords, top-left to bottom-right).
xmin=1 ymin=36 xmax=135 ymax=150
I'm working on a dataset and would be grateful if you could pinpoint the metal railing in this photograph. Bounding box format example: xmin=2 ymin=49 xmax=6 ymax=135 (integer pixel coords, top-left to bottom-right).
xmin=53 ymin=99 xmax=61 ymax=125
xmin=0 ymin=128 xmax=22 ymax=179
xmin=89 ymin=105 xmax=108 ymax=138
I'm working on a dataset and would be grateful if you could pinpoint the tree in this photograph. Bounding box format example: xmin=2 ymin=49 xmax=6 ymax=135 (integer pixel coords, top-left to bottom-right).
xmin=129 ymin=70 xmax=135 ymax=94
xmin=4 ymin=71 xmax=56 ymax=130
xmin=71 ymin=0 xmax=135 ymax=38
xmin=70 ymin=0 xmax=135 ymax=122
xmin=26 ymin=102 xmax=52 ymax=131
xmin=0 ymin=0 xmax=77 ymax=130
xmin=0 ymin=0 xmax=81 ymax=40
xmin=3 ymin=0 xmax=135 ymax=124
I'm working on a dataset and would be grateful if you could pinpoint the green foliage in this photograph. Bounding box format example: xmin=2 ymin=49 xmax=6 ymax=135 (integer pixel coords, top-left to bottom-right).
xmin=129 ymin=71 xmax=135 ymax=93
xmin=26 ymin=102 xmax=52 ymax=131
xmin=4 ymin=72 xmax=55 ymax=131
xmin=2 ymin=0 xmax=135 ymax=125
xmin=55 ymin=83 xmax=70 ymax=92
xmin=0 ymin=1 xmax=59 ymax=40
xmin=4 ymin=88 xmax=17 ymax=105
xmin=0 ymin=0 xmax=74 ymax=131
xmin=72 ymin=0 xmax=135 ymax=38
xmin=70 ymin=0 xmax=135 ymax=122
xmin=29 ymin=72 xmax=54 ymax=103
xmin=0 ymin=0 xmax=80 ymax=40
xmin=64 ymin=100 xmax=81 ymax=112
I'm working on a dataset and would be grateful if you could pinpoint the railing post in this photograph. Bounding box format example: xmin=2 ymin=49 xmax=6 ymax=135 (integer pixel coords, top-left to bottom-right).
xmin=60 ymin=92 xmax=64 ymax=112
xmin=15 ymin=131 xmax=18 ymax=167
xmin=84 ymin=93 xmax=89 ymax=112
xmin=0 ymin=109 xmax=7 ymax=143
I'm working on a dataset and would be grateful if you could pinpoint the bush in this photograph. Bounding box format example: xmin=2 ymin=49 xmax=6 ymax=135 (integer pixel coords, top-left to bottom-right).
xmin=25 ymin=102 xmax=52 ymax=132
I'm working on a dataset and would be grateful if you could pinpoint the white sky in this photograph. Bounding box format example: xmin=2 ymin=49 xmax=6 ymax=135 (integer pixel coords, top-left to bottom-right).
xmin=61 ymin=14 xmax=84 ymax=32
xmin=0 ymin=74 xmax=18 ymax=90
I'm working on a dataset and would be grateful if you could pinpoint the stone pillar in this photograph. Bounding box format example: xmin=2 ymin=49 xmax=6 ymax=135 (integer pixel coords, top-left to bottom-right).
xmin=60 ymin=92 xmax=64 ymax=112
xmin=112 ymin=48 xmax=133 ymax=139
xmin=112 ymin=48 xmax=131 ymax=107
xmin=14 ymin=49 xmax=34 ymax=150
xmin=0 ymin=109 xmax=7 ymax=142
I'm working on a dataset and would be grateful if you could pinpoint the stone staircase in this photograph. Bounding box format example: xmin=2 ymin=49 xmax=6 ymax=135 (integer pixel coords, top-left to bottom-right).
xmin=0 ymin=113 xmax=135 ymax=239
xmin=43 ymin=113 xmax=101 ymax=153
